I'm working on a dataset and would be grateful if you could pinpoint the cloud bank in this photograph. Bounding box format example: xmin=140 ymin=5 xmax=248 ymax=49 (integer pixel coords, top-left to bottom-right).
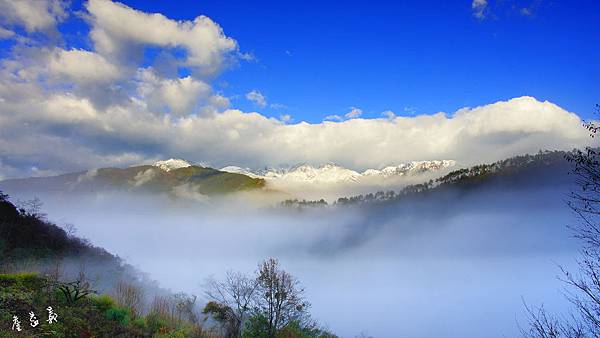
xmin=0 ymin=0 xmax=592 ymax=179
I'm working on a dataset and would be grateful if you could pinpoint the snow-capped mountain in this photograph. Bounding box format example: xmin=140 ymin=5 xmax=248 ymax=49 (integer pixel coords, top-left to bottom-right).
xmin=265 ymin=164 xmax=361 ymax=183
xmin=220 ymin=160 xmax=456 ymax=184
xmin=361 ymin=160 xmax=456 ymax=178
xmin=219 ymin=166 xmax=262 ymax=179
xmin=153 ymin=159 xmax=192 ymax=172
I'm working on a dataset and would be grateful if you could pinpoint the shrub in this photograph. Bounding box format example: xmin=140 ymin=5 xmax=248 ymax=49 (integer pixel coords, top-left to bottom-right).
xmin=106 ymin=306 xmax=131 ymax=325
xmin=91 ymin=294 xmax=117 ymax=312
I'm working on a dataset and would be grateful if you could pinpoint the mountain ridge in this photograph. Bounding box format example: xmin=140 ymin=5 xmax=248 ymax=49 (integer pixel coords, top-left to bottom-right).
xmin=220 ymin=160 xmax=457 ymax=184
xmin=0 ymin=163 xmax=265 ymax=197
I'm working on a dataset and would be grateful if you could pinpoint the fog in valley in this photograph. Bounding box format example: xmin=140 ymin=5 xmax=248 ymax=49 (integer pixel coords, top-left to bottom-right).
xmin=3 ymin=169 xmax=581 ymax=338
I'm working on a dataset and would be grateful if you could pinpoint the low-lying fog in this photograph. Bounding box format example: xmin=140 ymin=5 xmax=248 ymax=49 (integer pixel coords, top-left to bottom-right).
xmin=11 ymin=183 xmax=580 ymax=337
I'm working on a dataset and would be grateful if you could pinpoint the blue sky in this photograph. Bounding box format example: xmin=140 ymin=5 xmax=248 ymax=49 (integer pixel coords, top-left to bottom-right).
xmin=49 ymin=0 xmax=600 ymax=122
xmin=0 ymin=0 xmax=598 ymax=177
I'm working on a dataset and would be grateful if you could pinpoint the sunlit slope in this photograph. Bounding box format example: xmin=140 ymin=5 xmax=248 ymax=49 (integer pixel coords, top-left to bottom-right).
xmin=0 ymin=165 xmax=265 ymax=196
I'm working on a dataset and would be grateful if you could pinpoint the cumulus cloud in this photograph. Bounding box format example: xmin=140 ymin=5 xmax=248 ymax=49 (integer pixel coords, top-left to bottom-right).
xmin=246 ymin=90 xmax=267 ymax=108
xmin=0 ymin=88 xmax=592 ymax=178
xmin=136 ymin=69 xmax=213 ymax=115
xmin=48 ymin=49 xmax=121 ymax=84
xmin=472 ymin=0 xmax=488 ymax=19
xmin=85 ymin=0 xmax=238 ymax=76
xmin=0 ymin=0 xmax=593 ymax=179
xmin=0 ymin=0 xmax=68 ymax=34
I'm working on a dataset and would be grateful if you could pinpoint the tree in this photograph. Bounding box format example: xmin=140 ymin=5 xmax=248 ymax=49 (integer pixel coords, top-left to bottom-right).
xmin=202 ymin=259 xmax=333 ymax=338
xmin=114 ymin=280 xmax=145 ymax=318
xmin=523 ymin=105 xmax=600 ymax=337
xmin=56 ymin=268 xmax=98 ymax=305
xmin=254 ymin=258 xmax=310 ymax=338
xmin=174 ymin=292 xmax=198 ymax=324
xmin=204 ymin=271 xmax=259 ymax=337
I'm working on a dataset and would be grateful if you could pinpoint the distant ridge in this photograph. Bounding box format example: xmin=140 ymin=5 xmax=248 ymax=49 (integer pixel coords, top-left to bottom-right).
xmin=220 ymin=160 xmax=456 ymax=184
xmin=0 ymin=161 xmax=265 ymax=197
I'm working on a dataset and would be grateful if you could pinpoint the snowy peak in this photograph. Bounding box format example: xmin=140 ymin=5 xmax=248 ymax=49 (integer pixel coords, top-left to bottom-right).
xmin=152 ymin=159 xmax=192 ymax=172
xmin=220 ymin=160 xmax=456 ymax=184
xmin=219 ymin=166 xmax=262 ymax=178
xmin=362 ymin=160 xmax=456 ymax=178
xmin=277 ymin=164 xmax=360 ymax=183
xmin=222 ymin=164 xmax=360 ymax=183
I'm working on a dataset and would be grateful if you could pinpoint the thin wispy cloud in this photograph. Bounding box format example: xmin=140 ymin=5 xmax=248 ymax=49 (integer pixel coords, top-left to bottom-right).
xmin=472 ymin=0 xmax=488 ymax=19
xmin=345 ymin=107 xmax=363 ymax=119
xmin=246 ymin=90 xmax=267 ymax=108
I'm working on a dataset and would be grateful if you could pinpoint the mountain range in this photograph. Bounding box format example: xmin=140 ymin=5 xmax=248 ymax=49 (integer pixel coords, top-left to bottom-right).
xmin=0 ymin=159 xmax=457 ymax=198
xmin=0 ymin=153 xmax=569 ymax=202
xmin=221 ymin=160 xmax=456 ymax=183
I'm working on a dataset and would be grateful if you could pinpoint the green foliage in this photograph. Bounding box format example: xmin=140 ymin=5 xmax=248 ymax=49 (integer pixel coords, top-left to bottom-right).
xmin=0 ymin=272 xmax=212 ymax=337
xmin=0 ymin=193 xmax=100 ymax=262
xmin=202 ymin=300 xmax=230 ymax=322
xmin=146 ymin=312 xmax=174 ymax=334
xmin=106 ymin=306 xmax=132 ymax=325
xmin=0 ymin=272 xmax=45 ymax=289
xmin=242 ymin=314 xmax=337 ymax=338
xmin=242 ymin=313 xmax=270 ymax=338
xmin=90 ymin=294 xmax=116 ymax=312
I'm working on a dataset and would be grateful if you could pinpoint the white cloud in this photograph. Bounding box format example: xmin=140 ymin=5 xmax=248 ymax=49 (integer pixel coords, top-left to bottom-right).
xmin=0 ymin=1 xmax=593 ymax=178
xmin=246 ymin=90 xmax=267 ymax=108
xmin=0 ymin=0 xmax=67 ymax=33
xmin=85 ymin=0 xmax=238 ymax=76
xmin=472 ymin=0 xmax=488 ymax=19
xmin=48 ymin=49 xmax=121 ymax=84
xmin=0 ymin=89 xmax=592 ymax=177
xmin=345 ymin=107 xmax=363 ymax=119
xmin=136 ymin=69 xmax=213 ymax=115
xmin=131 ymin=168 xmax=158 ymax=187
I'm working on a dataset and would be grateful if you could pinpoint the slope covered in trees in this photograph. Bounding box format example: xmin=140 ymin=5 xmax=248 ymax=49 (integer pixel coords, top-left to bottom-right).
xmin=0 ymin=191 xmax=208 ymax=336
xmin=332 ymin=150 xmax=572 ymax=206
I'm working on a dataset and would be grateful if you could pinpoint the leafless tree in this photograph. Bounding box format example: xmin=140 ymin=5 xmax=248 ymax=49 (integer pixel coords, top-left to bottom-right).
xmin=204 ymin=271 xmax=259 ymax=337
xmin=255 ymin=258 xmax=310 ymax=338
xmin=174 ymin=292 xmax=198 ymax=324
xmin=150 ymin=294 xmax=172 ymax=317
xmin=56 ymin=266 xmax=97 ymax=305
xmin=114 ymin=280 xmax=145 ymax=318
xmin=17 ymin=197 xmax=46 ymax=219
xmin=524 ymin=106 xmax=600 ymax=337
xmin=63 ymin=223 xmax=77 ymax=237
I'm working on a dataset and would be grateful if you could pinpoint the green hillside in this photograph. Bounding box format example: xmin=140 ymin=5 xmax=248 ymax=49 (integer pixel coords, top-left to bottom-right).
xmin=0 ymin=165 xmax=266 ymax=197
